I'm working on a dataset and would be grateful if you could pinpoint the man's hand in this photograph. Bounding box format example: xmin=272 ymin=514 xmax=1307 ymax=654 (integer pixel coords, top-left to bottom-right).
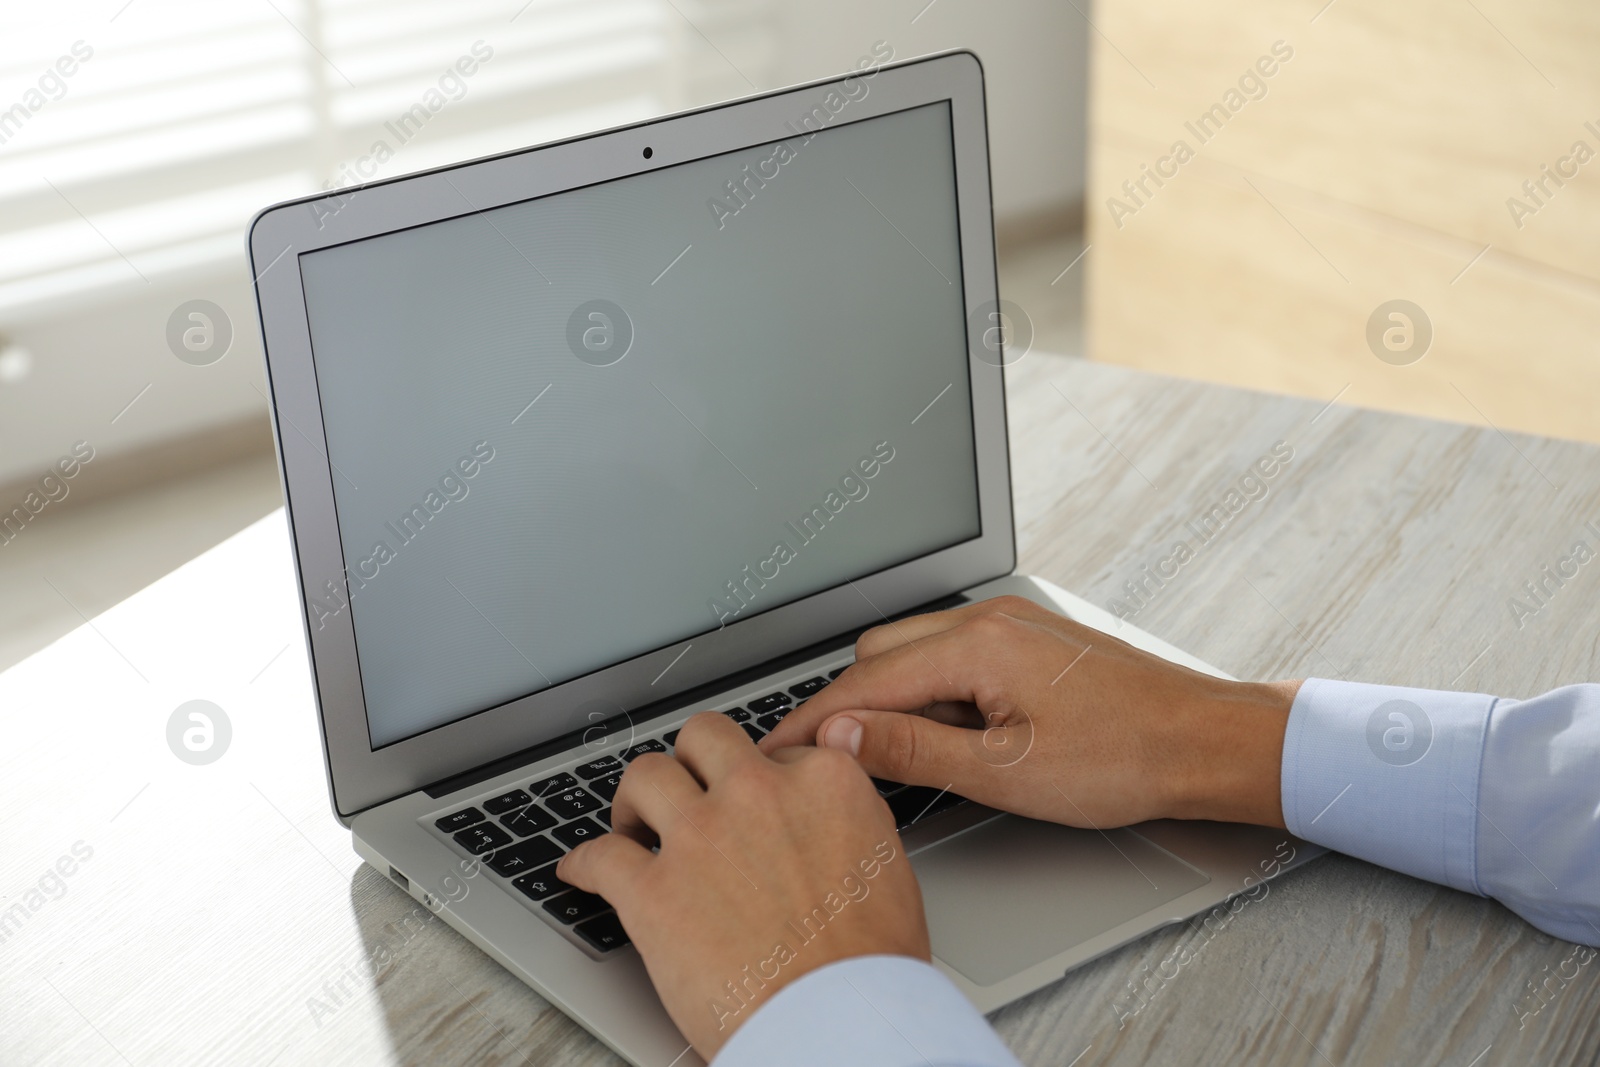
xmin=556 ymin=712 xmax=930 ymax=1060
xmin=761 ymin=596 xmax=1299 ymax=830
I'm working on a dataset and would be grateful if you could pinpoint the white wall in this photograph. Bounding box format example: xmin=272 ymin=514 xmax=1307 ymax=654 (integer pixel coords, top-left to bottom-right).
xmin=0 ymin=260 xmax=269 ymax=490
xmin=0 ymin=0 xmax=1085 ymax=488
xmin=771 ymin=0 xmax=1087 ymax=221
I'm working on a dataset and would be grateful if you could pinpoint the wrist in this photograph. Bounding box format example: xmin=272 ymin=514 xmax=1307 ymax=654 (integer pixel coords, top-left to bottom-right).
xmin=1164 ymin=678 xmax=1299 ymax=827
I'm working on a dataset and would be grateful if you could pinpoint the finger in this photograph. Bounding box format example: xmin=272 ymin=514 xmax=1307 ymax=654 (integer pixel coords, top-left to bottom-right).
xmin=762 ymin=615 xmax=1018 ymax=750
xmin=557 ymin=832 xmax=653 ymax=909
xmin=854 ymin=608 xmax=967 ymax=660
xmin=816 ymin=708 xmax=986 ymax=792
xmin=760 ymin=699 xmax=974 ymax=753
xmin=854 ymin=595 xmax=1052 ymax=659
xmin=672 ymin=709 xmax=762 ymax=785
xmin=611 ymin=751 xmax=704 ymax=844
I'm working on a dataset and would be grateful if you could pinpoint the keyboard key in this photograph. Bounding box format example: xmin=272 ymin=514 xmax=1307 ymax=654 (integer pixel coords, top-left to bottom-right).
xmin=923 ymin=790 xmax=968 ymax=821
xmin=576 ymin=912 xmax=631 ymax=952
xmin=596 ymin=807 xmax=611 ymax=828
xmin=486 ymin=835 xmax=563 ymax=876
xmin=887 ymin=785 xmax=940 ymax=827
xmin=622 ymin=739 xmax=667 ymax=761
xmin=553 ymin=816 xmax=606 ymax=850
xmin=512 ymin=862 xmax=570 ymax=901
xmin=664 ymin=729 xmax=680 ymax=747
xmin=543 ymin=889 xmax=610 ymax=925
xmin=828 ymin=665 xmax=850 ymax=680
xmin=500 ymin=805 xmax=557 ymax=837
xmin=483 ymin=789 xmax=532 ymax=816
xmin=590 ymin=770 xmax=625 ymax=802
xmin=722 ymin=708 xmax=752 ymax=723
xmin=790 ymin=677 xmax=829 ymax=698
xmin=756 ymin=708 xmax=791 ymax=733
xmin=747 ymin=691 xmax=792 ymax=713
xmin=740 ymin=722 xmax=764 ymax=743
xmin=547 ymin=787 xmax=603 ymax=820
xmin=435 ymin=808 xmax=484 ymax=833
xmin=529 ymin=772 xmax=577 ymax=798
xmin=887 ymin=786 xmax=966 ymax=829
xmin=575 ymin=756 xmax=623 ymax=781
xmin=453 ymin=822 xmax=512 ymax=855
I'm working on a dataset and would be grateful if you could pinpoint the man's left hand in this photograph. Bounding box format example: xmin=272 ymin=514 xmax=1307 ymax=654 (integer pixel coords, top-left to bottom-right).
xmin=557 ymin=711 xmax=930 ymax=1059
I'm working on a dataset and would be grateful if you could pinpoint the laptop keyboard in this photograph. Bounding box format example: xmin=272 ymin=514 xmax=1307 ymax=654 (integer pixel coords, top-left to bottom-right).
xmin=423 ymin=662 xmax=967 ymax=956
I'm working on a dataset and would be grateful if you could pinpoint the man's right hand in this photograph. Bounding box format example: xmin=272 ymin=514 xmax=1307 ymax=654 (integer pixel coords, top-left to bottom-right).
xmin=760 ymin=595 xmax=1299 ymax=830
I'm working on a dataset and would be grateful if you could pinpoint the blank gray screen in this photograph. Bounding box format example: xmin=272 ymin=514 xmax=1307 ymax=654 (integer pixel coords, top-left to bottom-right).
xmin=299 ymin=101 xmax=981 ymax=748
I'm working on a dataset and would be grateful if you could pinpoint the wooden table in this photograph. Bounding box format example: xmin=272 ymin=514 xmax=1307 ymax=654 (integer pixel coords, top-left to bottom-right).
xmin=3 ymin=355 xmax=1597 ymax=1065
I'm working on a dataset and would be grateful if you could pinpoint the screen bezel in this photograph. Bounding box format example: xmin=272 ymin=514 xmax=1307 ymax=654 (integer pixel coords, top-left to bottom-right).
xmin=248 ymin=50 xmax=1015 ymax=821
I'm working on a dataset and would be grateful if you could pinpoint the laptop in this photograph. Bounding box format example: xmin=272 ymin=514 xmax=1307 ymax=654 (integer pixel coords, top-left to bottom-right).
xmin=248 ymin=50 xmax=1318 ymax=1066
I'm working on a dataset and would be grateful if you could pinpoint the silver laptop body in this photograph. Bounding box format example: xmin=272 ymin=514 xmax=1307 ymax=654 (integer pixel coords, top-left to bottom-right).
xmin=249 ymin=50 xmax=1319 ymax=1067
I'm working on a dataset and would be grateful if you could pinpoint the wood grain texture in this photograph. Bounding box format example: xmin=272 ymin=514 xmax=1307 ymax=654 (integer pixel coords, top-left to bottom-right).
xmin=998 ymin=353 xmax=1600 ymax=1067
xmin=2 ymin=357 xmax=1595 ymax=1066
xmin=1086 ymin=0 xmax=1600 ymax=444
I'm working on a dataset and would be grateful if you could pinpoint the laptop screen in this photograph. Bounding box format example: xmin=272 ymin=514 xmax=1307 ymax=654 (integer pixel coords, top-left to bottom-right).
xmin=298 ymin=101 xmax=982 ymax=748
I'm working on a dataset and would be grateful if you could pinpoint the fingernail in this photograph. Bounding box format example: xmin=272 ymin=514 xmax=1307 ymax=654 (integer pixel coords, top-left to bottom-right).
xmin=822 ymin=716 xmax=863 ymax=756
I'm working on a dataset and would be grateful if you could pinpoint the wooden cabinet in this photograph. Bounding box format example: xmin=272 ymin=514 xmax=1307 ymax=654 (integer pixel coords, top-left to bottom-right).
xmin=1086 ymin=0 xmax=1600 ymax=443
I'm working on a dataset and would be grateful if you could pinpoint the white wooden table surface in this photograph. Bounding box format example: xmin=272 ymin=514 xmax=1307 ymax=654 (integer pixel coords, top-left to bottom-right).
xmin=3 ymin=354 xmax=1597 ymax=1066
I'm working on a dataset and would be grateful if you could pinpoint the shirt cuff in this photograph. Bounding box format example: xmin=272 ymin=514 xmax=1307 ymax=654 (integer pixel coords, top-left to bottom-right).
xmin=712 ymin=955 xmax=1022 ymax=1067
xmin=1281 ymin=677 xmax=1495 ymax=895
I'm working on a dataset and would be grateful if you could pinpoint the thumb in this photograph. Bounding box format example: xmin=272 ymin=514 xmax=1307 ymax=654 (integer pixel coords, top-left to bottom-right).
xmin=818 ymin=709 xmax=981 ymax=789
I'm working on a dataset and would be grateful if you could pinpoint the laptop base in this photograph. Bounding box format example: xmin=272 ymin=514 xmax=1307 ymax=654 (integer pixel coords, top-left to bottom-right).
xmin=351 ymin=573 xmax=1321 ymax=1066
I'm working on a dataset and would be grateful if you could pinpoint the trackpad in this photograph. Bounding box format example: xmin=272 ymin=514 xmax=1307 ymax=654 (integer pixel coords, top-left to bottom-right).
xmin=913 ymin=815 xmax=1210 ymax=986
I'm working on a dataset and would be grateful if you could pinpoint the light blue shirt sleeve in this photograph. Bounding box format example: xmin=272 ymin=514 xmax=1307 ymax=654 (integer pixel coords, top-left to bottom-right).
xmin=1282 ymin=678 xmax=1600 ymax=946
xmin=721 ymin=679 xmax=1599 ymax=1065
xmin=712 ymin=955 xmax=1022 ymax=1067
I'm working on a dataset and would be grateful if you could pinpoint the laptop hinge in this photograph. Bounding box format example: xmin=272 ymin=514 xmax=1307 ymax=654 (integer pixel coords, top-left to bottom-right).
xmin=421 ymin=591 xmax=968 ymax=800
